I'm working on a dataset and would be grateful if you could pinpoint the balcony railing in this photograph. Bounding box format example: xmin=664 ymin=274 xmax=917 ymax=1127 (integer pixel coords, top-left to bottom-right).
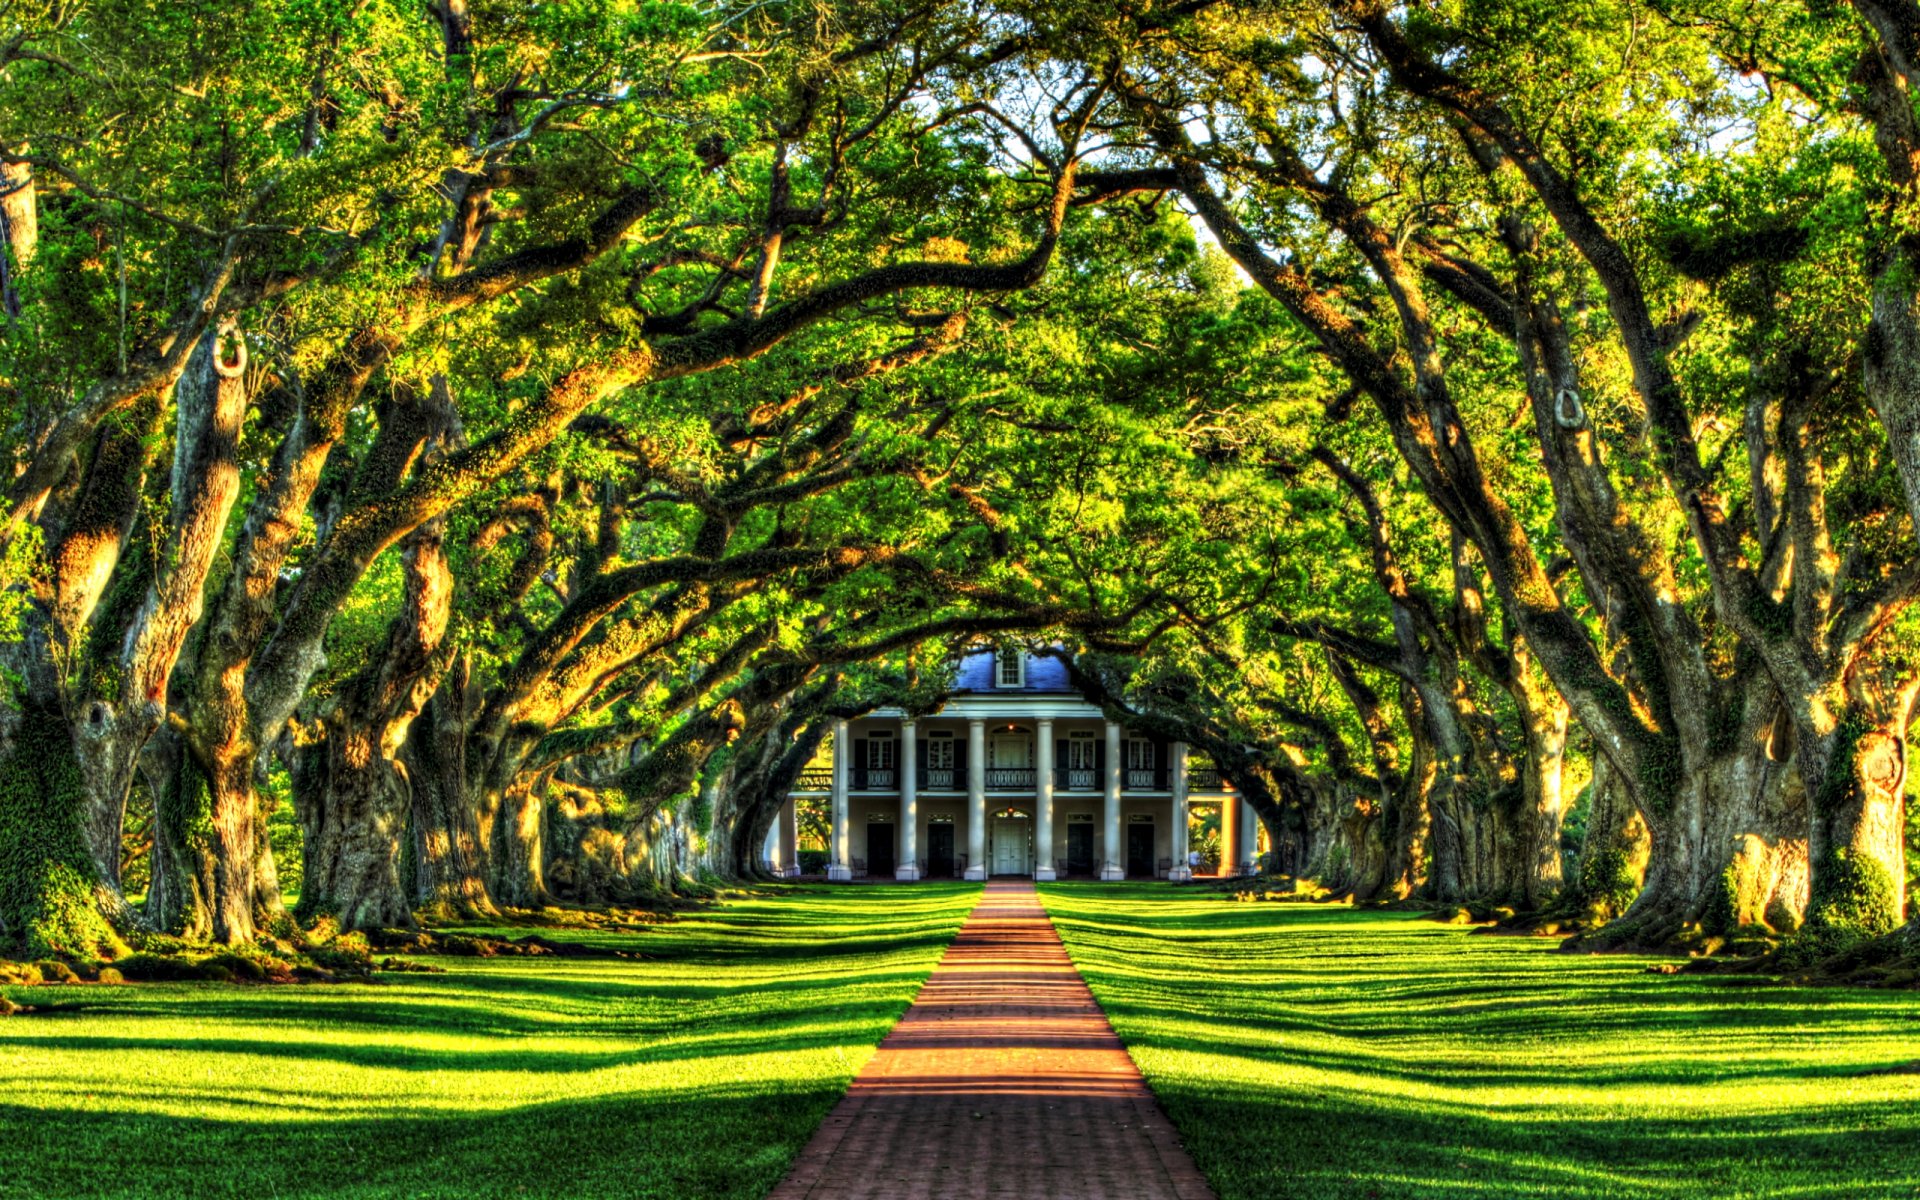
xmin=1056 ymin=767 xmax=1098 ymax=791
xmin=800 ymin=763 xmax=1205 ymax=795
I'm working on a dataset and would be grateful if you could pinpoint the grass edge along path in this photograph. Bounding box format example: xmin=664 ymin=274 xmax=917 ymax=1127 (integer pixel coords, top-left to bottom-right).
xmin=0 ymin=882 xmax=982 ymax=1200
xmin=1038 ymin=881 xmax=1920 ymax=1200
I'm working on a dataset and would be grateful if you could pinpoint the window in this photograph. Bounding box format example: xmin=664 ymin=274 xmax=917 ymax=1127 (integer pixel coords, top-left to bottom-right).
xmin=1126 ymin=736 xmax=1156 ymax=789
xmin=1067 ymin=733 xmax=1098 ymax=770
xmin=926 ymin=732 xmax=955 ymax=770
xmin=996 ymin=651 xmax=1024 ymax=688
xmin=1125 ymin=737 xmax=1155 ymax=771
xmin=867 ymin=732 xmax=895 ymax=771
xmin=1065 ymin=732 xmax=1097 ymax=790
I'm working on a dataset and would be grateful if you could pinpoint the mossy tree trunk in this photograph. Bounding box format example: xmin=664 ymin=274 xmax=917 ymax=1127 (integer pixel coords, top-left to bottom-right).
xmin=0 ymin=704 xmax=125 ymax=958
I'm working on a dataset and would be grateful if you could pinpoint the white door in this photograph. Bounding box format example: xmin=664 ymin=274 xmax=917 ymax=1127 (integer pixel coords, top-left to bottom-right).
xmin=992 ymin=816 xmax=1030 ymax=875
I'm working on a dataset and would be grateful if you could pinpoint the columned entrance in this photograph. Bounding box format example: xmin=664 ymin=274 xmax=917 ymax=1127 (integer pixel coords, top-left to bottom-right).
xmin=990 ymin=807 xmax=1032 ymax=876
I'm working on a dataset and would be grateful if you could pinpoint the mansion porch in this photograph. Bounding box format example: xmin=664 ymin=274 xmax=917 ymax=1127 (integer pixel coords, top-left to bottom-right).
xmin=761 ymin=652 xmax=1260 ymax=881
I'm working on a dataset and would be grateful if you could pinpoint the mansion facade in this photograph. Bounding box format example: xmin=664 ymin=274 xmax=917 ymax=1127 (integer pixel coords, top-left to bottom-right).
xmin=764 ymin=650 xmax=1261 ymax=881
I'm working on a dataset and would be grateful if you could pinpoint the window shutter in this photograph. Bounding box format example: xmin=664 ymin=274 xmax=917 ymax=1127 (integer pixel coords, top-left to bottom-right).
xmin=1055 ymin=739 xmax=1068 ymax=776
xmin=1151 ymin=736 xmax=1169 ymax=789
xmin=916 ymin=738 xmax=928 ymax=775
xmin=1093 ymin=739 xmax=1106 ymax=772
xmin=954 ymin=739 xmax=968 ymax=774
xmin=853 ymin=738 xmax=868 ymax=787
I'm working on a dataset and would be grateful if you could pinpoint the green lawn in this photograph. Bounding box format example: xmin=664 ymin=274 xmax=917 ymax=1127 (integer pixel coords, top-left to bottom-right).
xmin=0 ymin=883 xmax=980 ymax=1200
xmin=1040 ymin=882 xmax=1920 ymax=1200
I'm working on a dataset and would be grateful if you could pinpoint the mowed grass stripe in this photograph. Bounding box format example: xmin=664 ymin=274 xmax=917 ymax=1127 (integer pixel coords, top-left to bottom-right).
xmin=0 ymin=883 xmax=981 ymax=1200
xmin=1039 ymin=882 xmax=1920 ymax=1200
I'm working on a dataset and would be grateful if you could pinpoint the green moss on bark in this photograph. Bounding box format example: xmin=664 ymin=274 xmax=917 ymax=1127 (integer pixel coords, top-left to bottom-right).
xmin=1807 ymin=848 xmax=1898 ymax=936
xmin=1575 ymin=846 xmax=1641 ymax=921
xmin=0 ymin=705 xmax=121 ymax=958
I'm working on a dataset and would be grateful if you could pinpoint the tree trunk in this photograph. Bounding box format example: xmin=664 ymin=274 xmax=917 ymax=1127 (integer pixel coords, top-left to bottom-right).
xmin=293 ymin=729 xmax=414 ymax=929
xmin=0 ymin=702 xmax=125 ymax=958
xmin=1571 ymin=751 xmax=1651 ymax=923
xmin=295 ymin=507 xmax=452 ymax=930
xmin=74 ymin=329 xmax=249 ymax=914
xmin=493 ymin=779 xmax=548 ymax=908
xmin=145 ymin=730 xmax=215 ymax=939
xmin=1801 ymin=709 xmax=1912 ymax=945
xmin=1594 ymin=701 xmax=1806 ymax=948
xmin=406 ymin=672 xmax=497 ymax=919
xmin=1516 ymin=689 xmax=1570 ymax=909
xmin=0 ymin=152 xmax=34 ymax=319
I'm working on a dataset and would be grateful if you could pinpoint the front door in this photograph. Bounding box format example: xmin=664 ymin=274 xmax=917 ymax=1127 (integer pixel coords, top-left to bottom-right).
xmin=1126 ymin=822 xmax=1155 ymax=878
xmin=991 ymin=816 xmax=1029 ymax=875
xmin=1066 ymin=823 xmax=1094 ymax=876
xmin=927 ymin=824 xmax=954 ymax=877
xmin=867 ymin=822 xmax=896 ymax=876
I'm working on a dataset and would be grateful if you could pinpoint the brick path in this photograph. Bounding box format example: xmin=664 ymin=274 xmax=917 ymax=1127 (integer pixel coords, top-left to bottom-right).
xmin=767 ymin=880 xmax=1215 ymax=1200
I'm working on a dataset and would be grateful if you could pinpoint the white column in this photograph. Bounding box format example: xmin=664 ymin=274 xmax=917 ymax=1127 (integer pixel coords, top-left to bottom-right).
xmin=965 ymin=719 xmax=987 ymax=880
xmin=827 ymin=719 xmax=852 ymax=881
xmin=779 ymin=796 xmax=798 ymax=878
xmin=897 ymin=720 xmax=920 ymax=880
xmin=1101 ymin=720 xmax=1125 ymax=880
xmin=1034 ymin=718 xmax=1056 ymax=881
xmin=1240 ymin=798 xmax=1261 ymax=876
xmin=1218 ymin=799 xmax=1238 ymax=879
xmin=1168 ymin=742 xmax=1192 ymax=882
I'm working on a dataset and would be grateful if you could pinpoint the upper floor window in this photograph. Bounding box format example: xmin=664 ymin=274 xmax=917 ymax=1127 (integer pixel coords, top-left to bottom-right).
xmin=868 ymin=729 xmax=895 ymax=770
xmin=927 ymin=730 xmax=955 ymax=770
xmin=996 ymin=652 xmax=1025 ymax=688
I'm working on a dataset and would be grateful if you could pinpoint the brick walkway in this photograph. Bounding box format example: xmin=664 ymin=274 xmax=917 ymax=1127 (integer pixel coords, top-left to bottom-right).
xmin=767 ymin=880 xmax=1215 ymax=1200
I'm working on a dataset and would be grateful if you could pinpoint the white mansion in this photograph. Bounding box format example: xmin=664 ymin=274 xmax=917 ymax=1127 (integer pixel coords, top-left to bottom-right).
xmin=763 ymin=649 xmax=1261 ymax=881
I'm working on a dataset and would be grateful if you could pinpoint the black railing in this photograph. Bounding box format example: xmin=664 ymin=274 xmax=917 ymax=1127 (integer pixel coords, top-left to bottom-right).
xmin=852 ymin=767 xmax=897 ymax=790
xmin=1056 ymin=767 xmax=1099 ymax=791
xmin=985 ymin=768 xmax=1036 ymax=790
xmin=795 ymin=769 xmax=833 ymax=790
xmin=917 ymin=767 xmax=960 ymax=790
xmin=1188 ymin=768 xmax=1228 ymax=792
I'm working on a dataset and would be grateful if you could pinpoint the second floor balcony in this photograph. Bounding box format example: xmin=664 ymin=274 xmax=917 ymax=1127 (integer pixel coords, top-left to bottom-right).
xmin=809 ymin=762 xmax=1231 ymax=795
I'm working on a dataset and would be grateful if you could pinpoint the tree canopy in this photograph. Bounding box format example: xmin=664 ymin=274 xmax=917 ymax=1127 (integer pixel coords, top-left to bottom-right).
xmin=2 ymin=0 xmax=1919 ymax=973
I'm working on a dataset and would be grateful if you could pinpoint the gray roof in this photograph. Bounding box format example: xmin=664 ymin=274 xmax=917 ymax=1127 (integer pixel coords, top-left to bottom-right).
xmin=952 ymin=648 xmax=1075 ymax=695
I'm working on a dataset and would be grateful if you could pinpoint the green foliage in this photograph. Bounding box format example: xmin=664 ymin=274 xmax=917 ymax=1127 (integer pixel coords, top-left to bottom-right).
xmin=1575 ymin=846 xmax=1642 ymax=921
xmin=1803 ymin=846 xmax=1901 ymax=952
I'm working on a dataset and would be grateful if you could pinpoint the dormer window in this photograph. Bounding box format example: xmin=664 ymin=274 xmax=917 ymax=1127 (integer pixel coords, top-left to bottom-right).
xmin=996 ymin=651 xmax=1025 ymax=688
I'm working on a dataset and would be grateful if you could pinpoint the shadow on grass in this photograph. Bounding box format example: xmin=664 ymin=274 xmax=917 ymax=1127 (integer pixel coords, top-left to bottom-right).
xmin=0 ymin=1087 xmax=840 ymax=1200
